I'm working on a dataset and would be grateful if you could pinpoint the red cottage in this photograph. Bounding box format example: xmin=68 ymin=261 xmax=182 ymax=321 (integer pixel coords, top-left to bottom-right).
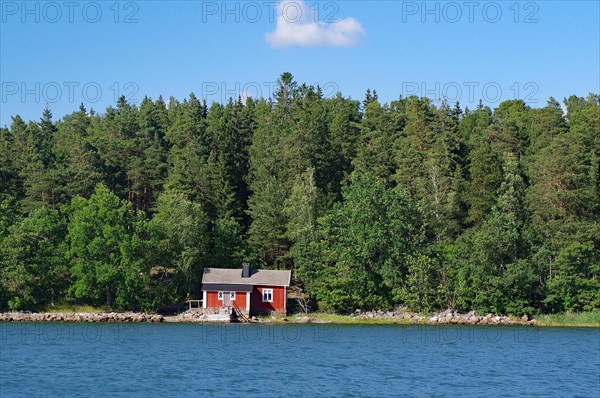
xmin=201 ymin=264 xmax=291 ymax=316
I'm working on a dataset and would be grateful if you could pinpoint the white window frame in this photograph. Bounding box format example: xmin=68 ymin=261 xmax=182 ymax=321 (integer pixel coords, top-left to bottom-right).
xmin=262 ymin=289 xmax=273 ymax=303
xmin=230 ymin=292 xmax=236 ymax=300
xmin=218 ymin=291 xmax=223 ymax=301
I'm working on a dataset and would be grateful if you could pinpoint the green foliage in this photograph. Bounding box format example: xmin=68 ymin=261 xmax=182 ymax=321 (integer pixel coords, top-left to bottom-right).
xmin=207 ymin=216 xmax=247 ymax=268
xmin=401 ymin=254 xmax=440 ymax=312
xmin=0 ymin=207 xmax=66 ymax=310
xmin=355 ymin=91 xmax=398 ymax=184
xmin=285 ymin=167 xmax=323 ymax=296
xmin=307 ymin=172 xmax=425 ymax=312
xmin=544 ymin=242 xmax=600 ymax=312
xmin=147 ymin=191 xmax=209 ymax=303
xmin=53 ymin=105 xmax=104 ymax=202
xmin=247 ymin=174 xmax=289 ymax=267
xmin=0 ymin=78 xmax=597 ymax=315
xmin=465 ymin=139 xmax=502 ymax=225
xmin=65 ymin=184 xmax=148 ymax=310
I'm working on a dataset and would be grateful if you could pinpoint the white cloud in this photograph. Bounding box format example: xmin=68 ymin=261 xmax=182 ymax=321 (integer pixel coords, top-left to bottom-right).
xmin=266 ymin=1 xmax=365 ymax=48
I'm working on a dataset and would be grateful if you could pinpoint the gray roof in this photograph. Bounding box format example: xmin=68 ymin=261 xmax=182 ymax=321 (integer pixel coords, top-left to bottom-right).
xmin=201 ymin=283 xmax=253 ymax=292
xmin=202 ymin=268 xmax=291 ymax=287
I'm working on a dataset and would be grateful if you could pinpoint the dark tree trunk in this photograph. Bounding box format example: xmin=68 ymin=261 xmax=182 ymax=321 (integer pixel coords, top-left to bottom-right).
xmin=106 ymin=288 xmax=114 ymax=307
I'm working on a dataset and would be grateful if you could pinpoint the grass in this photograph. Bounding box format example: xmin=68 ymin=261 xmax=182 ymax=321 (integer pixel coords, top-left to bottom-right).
xmin=41 ymin=304 xmax=109 ymax=314
xmin=535 ymin=311 xmax=600 ymax=327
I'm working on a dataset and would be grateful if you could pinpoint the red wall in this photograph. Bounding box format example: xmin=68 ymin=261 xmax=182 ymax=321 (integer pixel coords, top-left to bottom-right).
xmin=205 ymin=290 xmax=248 ymax=309
xmin=206 ymin=291 xmax=220 ymax=308
xmin=233 ymin=291 xmax=247 ymax=309
xmin=205 ymin=286 xmax=286 ymax=314
xmin=250 ymin=285 xmax=286 ymax=314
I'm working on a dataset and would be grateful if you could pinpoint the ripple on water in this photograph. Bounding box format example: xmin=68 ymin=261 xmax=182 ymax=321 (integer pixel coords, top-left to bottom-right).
xmin=0 ymin=324 xmax=598 ymax=397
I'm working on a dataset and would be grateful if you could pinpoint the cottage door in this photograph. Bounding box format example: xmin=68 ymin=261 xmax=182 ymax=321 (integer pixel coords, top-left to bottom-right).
xmin=223 ymin=292 xmax=231 ymax=307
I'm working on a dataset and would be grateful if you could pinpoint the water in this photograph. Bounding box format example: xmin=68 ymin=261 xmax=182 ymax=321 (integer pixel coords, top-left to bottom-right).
xmin=0 ymin=323 xmax=598 ymax=397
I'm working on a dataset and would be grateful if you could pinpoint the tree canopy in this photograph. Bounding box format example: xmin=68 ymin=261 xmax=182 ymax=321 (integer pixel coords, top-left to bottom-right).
xmin=1 ymin=77 xmax=598 ymax=315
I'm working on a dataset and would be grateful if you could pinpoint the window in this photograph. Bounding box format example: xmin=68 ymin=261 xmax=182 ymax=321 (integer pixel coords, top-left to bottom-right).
xmin=218 ymin=291 xmax=234 ymax=301
xmin=262 ymin=289 xmax=273 ymax=302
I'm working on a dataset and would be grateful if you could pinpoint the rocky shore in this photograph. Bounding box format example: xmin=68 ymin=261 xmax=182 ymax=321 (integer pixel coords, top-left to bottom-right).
xmin=0 ymin=312 xmax=164 ymax=323
xmin=0 ymin=309 xmax=536 ymax=325
xmin=350 ymin=309 xmax=536 ymax=325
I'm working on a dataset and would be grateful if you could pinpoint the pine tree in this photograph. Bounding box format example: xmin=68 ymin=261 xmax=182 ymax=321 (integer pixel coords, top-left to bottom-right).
xmin=0 ymin=127 xmax=20 ymax=198
xmin=355 ymin=91 xmax=397 ymax=184
xmin=325 ymin=94 xmax=361 ymax=197
xmin=53 ymin=104 xmax=103 ymax=203
xmin=19 ymin=110 xmax=58 ymax=211
xmin=465 ymin=139 xmax=503 ymax=226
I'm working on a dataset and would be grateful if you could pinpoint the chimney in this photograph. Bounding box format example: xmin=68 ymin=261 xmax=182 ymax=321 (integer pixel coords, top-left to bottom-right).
xmin=242 ymin=263 xmax=250 ymax=278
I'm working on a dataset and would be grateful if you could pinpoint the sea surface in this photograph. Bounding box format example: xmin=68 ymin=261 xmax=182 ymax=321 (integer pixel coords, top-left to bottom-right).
xmin=0 ymin=323 xmax=598 ymax=397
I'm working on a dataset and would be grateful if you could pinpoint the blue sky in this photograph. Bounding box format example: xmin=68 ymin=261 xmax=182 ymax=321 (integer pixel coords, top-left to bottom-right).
xmin=1 ymin=0 xmax=598 ymax=126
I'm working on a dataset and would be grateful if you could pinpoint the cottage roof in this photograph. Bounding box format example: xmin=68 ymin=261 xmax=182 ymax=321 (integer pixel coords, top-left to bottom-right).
xmin=201 ymin=283 xmax=253 ymax=292
xmin=202 ymin=268 xmax=291 ymax=287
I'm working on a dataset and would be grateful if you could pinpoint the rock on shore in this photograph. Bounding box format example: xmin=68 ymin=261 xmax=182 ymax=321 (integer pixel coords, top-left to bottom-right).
xmin=352 ymin=309 xmax=536 ymax=325
xmin=0 ymin=312 xmax=164 ymax=323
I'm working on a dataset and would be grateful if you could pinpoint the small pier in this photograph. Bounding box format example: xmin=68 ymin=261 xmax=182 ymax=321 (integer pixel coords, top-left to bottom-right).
xmin=179 ymin=301 xmax=250 ymax=323
xmin=205 ymin=307 xmax=235 ymax=322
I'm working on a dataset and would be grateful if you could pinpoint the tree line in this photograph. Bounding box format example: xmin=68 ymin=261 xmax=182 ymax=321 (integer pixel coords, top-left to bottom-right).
xmin=1 ymin=73 xmax=598 ymax=315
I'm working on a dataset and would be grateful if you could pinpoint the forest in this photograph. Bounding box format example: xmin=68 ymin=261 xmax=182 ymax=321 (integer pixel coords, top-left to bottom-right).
xmin=0 ymin=73 xmax=598 ymax=315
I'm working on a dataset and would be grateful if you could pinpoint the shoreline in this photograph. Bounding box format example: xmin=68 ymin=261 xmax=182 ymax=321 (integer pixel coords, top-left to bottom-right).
xmin=1 ymin=310 xmax=593 ymax=327
xmin=1 ymin=310 xmax=598 ymax=327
